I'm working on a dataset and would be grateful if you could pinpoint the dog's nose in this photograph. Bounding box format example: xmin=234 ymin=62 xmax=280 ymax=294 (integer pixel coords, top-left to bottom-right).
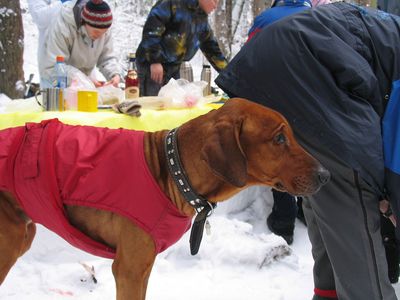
xmin=317 ymin=167 xmax=330 ymax=185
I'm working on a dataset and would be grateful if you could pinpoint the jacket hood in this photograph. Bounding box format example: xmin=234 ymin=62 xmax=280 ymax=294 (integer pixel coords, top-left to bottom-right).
xmin=57 ymin=1 xmax=79 ymax=30
xmin=73 ymin=0 xmax=90 ymax=28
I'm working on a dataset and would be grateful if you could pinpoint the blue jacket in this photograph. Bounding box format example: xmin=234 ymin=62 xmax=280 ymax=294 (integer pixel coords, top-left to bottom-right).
xmin=383 ymin=80 xmax=400 ymax=216
xmin=248 ymin=0 xmax=312 ymax=40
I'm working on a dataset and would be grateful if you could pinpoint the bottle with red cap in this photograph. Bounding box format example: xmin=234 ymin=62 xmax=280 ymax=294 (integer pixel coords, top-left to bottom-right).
xmin=53 ymin=55 xmax=68 ymax=88
xmin=125 ymin=53 xmax=140 ymax=99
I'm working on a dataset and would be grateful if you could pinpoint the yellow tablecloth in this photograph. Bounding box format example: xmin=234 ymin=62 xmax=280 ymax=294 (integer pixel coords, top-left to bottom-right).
xmin=0 ymin=104 xmax=221 ymax=131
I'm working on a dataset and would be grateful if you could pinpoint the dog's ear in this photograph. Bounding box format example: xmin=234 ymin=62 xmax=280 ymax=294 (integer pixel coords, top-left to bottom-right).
xmin=200 ymin=118 xmax=247 ymax=187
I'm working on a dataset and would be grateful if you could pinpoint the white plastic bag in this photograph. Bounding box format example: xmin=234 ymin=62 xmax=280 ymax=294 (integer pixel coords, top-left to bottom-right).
xmin=135 ymin=96 xmax=172 ymax=110
xmin=158 ymin=78 xmax=207 ymax=108
xmin=97 ymin=85 xmax=124 ymax=105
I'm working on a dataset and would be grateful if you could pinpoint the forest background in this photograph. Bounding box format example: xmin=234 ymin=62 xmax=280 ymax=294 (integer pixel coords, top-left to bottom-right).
xmin=0 ymin=0 xmax=375 ymax=99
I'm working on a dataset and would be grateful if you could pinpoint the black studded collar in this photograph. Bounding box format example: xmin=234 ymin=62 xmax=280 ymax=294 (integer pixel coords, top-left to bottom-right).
xmin=165 ymin=128 xmax=216 ymax=255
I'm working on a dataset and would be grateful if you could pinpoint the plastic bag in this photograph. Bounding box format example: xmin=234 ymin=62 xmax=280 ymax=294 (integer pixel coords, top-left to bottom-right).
xmin=135 ymin=96 xmax=172 ymax=110
xmin=98 ymin=85 xmax=124 ymax=105
xmin=158 ymin=78 xmax=207 ymax=108
xmin=64 ymin=69 xmax=96 ymax=110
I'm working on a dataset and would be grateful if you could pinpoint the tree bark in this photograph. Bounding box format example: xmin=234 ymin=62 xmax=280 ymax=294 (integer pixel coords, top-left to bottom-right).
xmin=354 ymin=0 xmax=373 ymax=6
xmin=214 ymin=0 xmax=233 ymax=59
xmin=252 ymin=0 xmax=271 ymax=17
xmin=0 ymin=0 xmax=25 ymax=99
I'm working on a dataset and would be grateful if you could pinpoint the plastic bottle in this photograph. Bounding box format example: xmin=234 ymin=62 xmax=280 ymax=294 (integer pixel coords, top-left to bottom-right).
xmin=200 ymin=64 xmax=211 ymax=96
xmin=125 ymin=53 xmax=140 ymax=99
xmin=53 ymin=55 xmax=68 ymax=88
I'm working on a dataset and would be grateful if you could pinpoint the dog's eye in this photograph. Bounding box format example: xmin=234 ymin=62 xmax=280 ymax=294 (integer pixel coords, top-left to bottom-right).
xmin=274 ymin=133 xmax=286 ymax=144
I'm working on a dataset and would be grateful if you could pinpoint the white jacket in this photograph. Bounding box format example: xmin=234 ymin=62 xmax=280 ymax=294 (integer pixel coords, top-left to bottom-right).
xmin=28 ymin=0 xmax=64 ymax=61
xmin=39 ymin=1 xmax=121 ymax=87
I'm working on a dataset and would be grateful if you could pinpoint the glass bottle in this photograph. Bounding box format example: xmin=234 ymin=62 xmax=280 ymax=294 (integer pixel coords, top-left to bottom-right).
xmin=125 ymin=53 xmax=140 ymax=99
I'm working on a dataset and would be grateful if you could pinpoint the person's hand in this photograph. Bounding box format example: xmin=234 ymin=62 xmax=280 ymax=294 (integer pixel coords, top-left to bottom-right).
xmin=380 ymin=199 xmax=397 ymax=227
xmin=92 ymin=79 xmax=105 ymax=88
xmin=106 ymin=74 xmax=121 ymax=87
xmin=150 ymin=63 xmax=164 ymax=84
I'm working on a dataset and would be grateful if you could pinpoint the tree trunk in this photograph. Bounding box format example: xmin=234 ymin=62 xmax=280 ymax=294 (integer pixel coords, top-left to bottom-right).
xmin=252 ymin=0 xmax=271 ymax=17
xmin=354 ymin=0 xmax=372 ymax=6
xmin=0 ymin=0 xmax=25 ymax=99
xmin=214 ymin=0 xmax=233 ymax=59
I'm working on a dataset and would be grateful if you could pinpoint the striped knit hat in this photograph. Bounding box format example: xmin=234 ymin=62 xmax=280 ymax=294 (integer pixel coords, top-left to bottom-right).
xmin=82 ymin=0 xmax=113 ymax=29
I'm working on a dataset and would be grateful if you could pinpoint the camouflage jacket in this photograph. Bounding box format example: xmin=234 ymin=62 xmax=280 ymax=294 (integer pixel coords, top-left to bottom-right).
xmin=136 ymin=0 xmax=227 ymax=71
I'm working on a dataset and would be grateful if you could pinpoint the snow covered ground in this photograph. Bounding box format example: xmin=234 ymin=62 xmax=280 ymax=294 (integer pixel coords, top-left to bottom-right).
xmin=1 ymin=1 xmax=399 ymax=299
xmin=0 ymin=187 xmax=317 ymax=300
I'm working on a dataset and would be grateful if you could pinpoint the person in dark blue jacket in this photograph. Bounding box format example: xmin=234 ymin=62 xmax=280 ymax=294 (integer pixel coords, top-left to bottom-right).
xmin=216 ymin=3 xmax=400 ymax=299
xmin=136 ymin=0 xmax=228 ymax=96
xmin=247 ymin=0 xmax=317 ymax=246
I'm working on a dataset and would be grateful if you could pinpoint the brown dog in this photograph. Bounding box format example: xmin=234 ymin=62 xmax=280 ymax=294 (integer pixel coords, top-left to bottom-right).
xmin=0 ymin=98 xmax=329 ymax=300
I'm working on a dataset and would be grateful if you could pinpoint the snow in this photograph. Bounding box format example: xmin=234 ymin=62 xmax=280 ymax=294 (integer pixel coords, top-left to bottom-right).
xmin=0 ymin=187 xmax=316 ymax=300
xmin=0 ymin=8 xmax=16 ymax=17
xmin=0 ymin=93 xmax=12 ymax=109
xmin=1 ymin=1 xmax=399 ymax=299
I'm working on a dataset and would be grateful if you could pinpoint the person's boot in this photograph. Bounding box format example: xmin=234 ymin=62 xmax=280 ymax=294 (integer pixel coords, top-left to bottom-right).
xmin=267 ymin=213 xmax=294 ymax=245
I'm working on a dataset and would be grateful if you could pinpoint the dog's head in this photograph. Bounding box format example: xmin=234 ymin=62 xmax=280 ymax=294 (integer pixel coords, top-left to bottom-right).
xmin=200 ymin=98 xmax=329 ymax=196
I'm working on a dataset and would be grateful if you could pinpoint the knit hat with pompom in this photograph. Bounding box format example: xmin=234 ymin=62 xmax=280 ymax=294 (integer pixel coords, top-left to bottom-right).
xmin=82 ymin=0 xmax=113 ymax=28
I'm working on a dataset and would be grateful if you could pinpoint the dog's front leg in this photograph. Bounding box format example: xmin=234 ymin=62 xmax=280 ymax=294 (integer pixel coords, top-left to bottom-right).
xmin=112 ymin=223 xmax=156 ymax=300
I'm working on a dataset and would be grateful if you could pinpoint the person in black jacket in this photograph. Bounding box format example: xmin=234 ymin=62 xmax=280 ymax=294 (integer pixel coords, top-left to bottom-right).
xmin=216 ymin=3 xmax=400 ymax=299
xmin=136 ymin=0 xmax=227 ymax=96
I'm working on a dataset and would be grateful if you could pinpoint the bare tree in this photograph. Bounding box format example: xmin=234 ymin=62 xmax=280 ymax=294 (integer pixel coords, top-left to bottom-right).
xmin=214 ymin=0 xmax=233 ymax=59
xmin=252 ymin=0 xmax=271 ymax=17
xmin=356 ymin=0 xmax=372 ymax=5
xmin=0 ymin=0 xmax=25 ymax=99
xmin=344 ymin=0 xmax=375 ymax=6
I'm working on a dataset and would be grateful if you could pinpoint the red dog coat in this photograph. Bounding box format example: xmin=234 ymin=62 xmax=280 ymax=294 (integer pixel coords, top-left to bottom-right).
xmin=0 ymin=119 xmax=191 ymax=258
